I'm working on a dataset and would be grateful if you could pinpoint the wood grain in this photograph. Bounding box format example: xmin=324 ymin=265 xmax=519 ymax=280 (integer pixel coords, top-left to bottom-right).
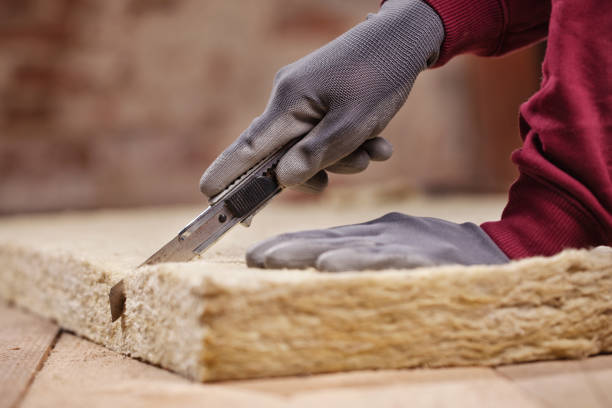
xmin=233 ymin=366 xmax=543 ymax=408
xmin=21 ymin=332 xmax=543 ymax=408
xmin=19 ymin=333 xmax=281 ymax=408
xmin=497 ymin=357 xmax=612 ymax=408
xmin=580 ymin=354 xmax=612 ymax=406
xmin=0 ymin=305 xmax=59 ymax=408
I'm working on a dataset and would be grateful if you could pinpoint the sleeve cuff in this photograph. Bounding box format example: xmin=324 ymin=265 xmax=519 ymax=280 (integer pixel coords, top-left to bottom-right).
xmin=382 ymin=0 xmax=506 ymax=67
xmin=481 ymin=174 xmax=608 ymax=259
xmin=422 ymin=0 xmax=505 ymax=66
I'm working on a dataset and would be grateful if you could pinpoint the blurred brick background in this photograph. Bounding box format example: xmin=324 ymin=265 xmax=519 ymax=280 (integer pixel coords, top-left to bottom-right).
xmin=0 ymin=0 xmax=542 ymax=213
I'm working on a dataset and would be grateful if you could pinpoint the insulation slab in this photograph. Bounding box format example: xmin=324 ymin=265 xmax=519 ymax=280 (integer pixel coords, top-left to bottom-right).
xmin=0 ymin=198 xmax=611 ymax=381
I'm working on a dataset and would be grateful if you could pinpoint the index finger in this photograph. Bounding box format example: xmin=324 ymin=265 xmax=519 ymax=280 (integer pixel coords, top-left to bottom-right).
xmin=199 ymin=112 xmax=312 ymax=198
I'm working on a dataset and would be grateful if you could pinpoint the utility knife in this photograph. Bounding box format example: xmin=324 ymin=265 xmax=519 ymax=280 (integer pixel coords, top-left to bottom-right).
xmin=109 ymin=141 xmax=297 ymax=322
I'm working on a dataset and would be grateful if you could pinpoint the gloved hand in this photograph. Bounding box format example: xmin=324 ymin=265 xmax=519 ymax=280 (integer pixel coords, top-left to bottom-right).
xmin=246 ymin=213 xmax=509 ymax=271
xmin=200 ymin=0 xmax=444 ymax=196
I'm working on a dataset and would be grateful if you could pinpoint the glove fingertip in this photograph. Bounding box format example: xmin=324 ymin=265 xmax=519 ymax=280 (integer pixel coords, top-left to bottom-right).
xmin=245 ymin=249 xmax=265 ymax=268
xmin=199 ymin=173 xmax=221 ymax=199
xmin=275 ymin=153 xmax=311 ymax=188
xmin=245 ymin=242 xmax=270 ymax=268
xmin=364 ymin=137 xmax=393 ymax=161
xmin=326 ymin=149 xmax=370 ymax=174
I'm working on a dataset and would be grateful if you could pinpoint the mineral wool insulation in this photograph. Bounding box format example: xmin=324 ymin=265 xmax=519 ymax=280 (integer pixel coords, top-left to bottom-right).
xmin=0 ymin=205 xmax=610 ymax=381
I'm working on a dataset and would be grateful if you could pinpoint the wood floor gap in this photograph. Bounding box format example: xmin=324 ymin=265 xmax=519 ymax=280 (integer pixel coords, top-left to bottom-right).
xmin=12 ymin=329 xmax=63 ymax=408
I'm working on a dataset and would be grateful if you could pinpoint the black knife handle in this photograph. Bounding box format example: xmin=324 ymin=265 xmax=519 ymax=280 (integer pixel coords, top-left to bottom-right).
xmin=224 ymin=175 xmax=280 ymax=218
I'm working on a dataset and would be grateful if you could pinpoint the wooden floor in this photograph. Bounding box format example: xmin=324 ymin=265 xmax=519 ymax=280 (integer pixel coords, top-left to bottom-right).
xmin=2 ymin=304 xmax=611 ymax=408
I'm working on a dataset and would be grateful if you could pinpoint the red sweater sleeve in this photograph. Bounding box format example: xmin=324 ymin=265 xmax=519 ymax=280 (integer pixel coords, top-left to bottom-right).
xmin=420 ymin=0 xmax=551 ymax=66
xmin=481 ymin=0 xmax=612 ymax=258
xmin=381 ymin=0 xmax=612 ymax=258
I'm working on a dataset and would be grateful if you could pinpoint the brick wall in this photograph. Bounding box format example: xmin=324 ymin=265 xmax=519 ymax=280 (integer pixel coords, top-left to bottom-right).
xmin=0 ymin=0 xmax=541 ymax=213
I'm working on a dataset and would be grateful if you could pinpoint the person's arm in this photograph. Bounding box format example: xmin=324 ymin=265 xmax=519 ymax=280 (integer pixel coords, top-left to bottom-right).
xmin=405 ymin=0 xmax=612 ymax=258
xmin=200 ymin=0 xmax=566 ymax=272
xmin=481 ymin=0 xmax=612 ymax=258
xmin=388 ymin=0 xmax=552 ymax=67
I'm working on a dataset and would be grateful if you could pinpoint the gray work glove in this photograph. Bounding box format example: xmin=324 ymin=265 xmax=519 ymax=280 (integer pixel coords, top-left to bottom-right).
xmin=247 ymin=213 xmax=509 ymax=271
xmin=200 ymin=0 xmax=444 ymax=196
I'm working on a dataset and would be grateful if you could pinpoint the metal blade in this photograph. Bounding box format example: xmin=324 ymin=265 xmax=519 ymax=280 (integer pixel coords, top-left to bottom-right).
xmin=110 ymin=202 xmax=238 ymax=322
xmin=141 ymin=202 xmax=238 ymax=266
xmin=109 ymin=280 xmax=126 ymax=322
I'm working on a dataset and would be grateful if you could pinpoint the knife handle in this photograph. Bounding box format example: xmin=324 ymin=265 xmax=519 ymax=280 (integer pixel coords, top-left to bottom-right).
xmin=210 ymin=138 xmax=299 ymax=204
xmin=224 ymin=175 xmax=280 ymax=218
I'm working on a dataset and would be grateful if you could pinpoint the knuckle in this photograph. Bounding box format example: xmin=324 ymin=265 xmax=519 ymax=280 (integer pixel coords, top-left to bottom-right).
xmin=239 ymin=127 xmax=256 ymax=149
xmin=273 ymin=77 xmax=295 ymax=100
xmin=279 ymin=144 xmax=319 ymax=183
xmin=380 ymin=212 xmax=408 ymax=223
xmin=298 ymin=142 xmax=317 ymax=158
xmin=273 ymin=64 xmax=291 ymax=85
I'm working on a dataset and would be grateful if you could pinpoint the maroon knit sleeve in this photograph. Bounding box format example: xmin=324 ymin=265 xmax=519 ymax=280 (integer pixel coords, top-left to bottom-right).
xmin=481 ymin=0 xmax=612 ymax=258
xmin=381 ymin=0 xmax=551 ymax=66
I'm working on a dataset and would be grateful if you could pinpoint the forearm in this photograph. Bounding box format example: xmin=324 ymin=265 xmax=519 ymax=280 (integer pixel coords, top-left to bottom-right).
xmin=382 ymin=0 xmax=551 ymax=66
xmin=482 ymin=0 xmax=612 ymax=258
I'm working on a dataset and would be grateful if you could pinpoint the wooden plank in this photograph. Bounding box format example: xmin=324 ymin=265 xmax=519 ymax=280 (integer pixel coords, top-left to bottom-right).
xmin=0 ymin=304 xmax=59 ymax=408
xmin=497 ymin=358 xmax=610 ymax=408
xmin=579 ymin=354 xmax=612 ymax=406
xmin=22 ymin=332 xmax=542 ymax=408
xmin=234 ymin=367 xmax=543 ymax=408
xmin=19 ymin=333 xmax=282 ymax=408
